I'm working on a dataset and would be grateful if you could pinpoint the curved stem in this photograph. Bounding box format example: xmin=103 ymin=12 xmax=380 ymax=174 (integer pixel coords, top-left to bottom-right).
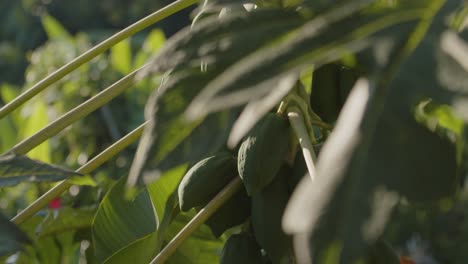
xmin=4 ymin=65 xmax=145 ymax=156
xmin=288 ymin=106 xmax=317 ymax=181
xmin=150 ymin=177 xmax=242 ymax=264
xmin=11 ymin=121 xmax=148 ymax=224
xmin=0 ymin=0 xmax=198 ymax=119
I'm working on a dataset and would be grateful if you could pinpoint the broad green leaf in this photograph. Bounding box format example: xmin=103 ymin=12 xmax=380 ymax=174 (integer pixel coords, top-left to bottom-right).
xmin=284 ymin=2 xmax=461 ymax=263
xmin=92 ymin=177 xmax=157 ymax=263
xmin=0 ymin=211 xmax=30 ymax=256
xmin=94 ymin=166 xmax=186 ymax=263
xmin=0 ymin=154 xmax=82 ymax=187
xmin=41 ymin=14 xmax=73 ymax=40
xmin=185 ymin=0 xmax=421 ymax=118
xmin=111 ymin=39 xmax=132 ymax=74
xmin=104 ymin=232 xmax=159 ymax=264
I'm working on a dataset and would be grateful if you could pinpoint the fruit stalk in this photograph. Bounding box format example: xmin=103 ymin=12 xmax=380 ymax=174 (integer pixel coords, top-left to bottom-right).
xmin=150 ymin=177 xmax=242 ymax=264
xmin=287 ymin=106 xmax=317 ymax=180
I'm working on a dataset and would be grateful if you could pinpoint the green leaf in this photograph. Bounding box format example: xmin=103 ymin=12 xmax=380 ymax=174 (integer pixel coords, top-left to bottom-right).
xmin=134 ymin=29 xmax=166 ymax=69
xmin=33 ymin=207 xmax=95 ymax=238
xmin=0 ymin=211 xmax=30 ymax=256
xmin=128 ymin=8 xmax=308 ymax=188
xmin=41 ymin=14 xmax=73 ymax=40
xmin=111 ymin=39 xmax=132 ymax=74
xmin=186 ymin=0 xmax=421 ymax=118
xmin=22 ymin=99 xmax=51 ymax=163
xmin=94 ymin=165 xmax=186 ymax=263
xmin=283 ymin=2 xmax=461 ymax=263
xmin=103 ymin=232 xmax=159 ymax=264
xmin=165 ymin=212 xmax=224 ymax=264
xmin=0 ymin=154 xmax=82 ymax=187
xmin=92 ymin=177 xmax=157 ymax=263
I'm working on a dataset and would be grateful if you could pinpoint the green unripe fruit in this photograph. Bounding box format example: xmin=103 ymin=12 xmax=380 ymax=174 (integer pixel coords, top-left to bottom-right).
xmin=238 ymin=113 xmax=291 ymax=195
xmin=204 ymin=187 xmax=251 ymax=237
xmin=220 ymin=233 xmax=263 ymax=264
xmin=178 ymin=152 xmax=237 ymax=211
xmin=251 ymin=165 xmax=294 ymax=263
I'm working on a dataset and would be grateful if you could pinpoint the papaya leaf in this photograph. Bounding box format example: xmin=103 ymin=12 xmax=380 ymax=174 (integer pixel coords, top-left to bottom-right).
xmin=127 ymin=8 xmax=310 ymax=188
xmin=0 ymin=211 xmax=30 ymax=256
xmin=186 ymin=0 xmax=424 ymax=118
xmin=93 ymin=165 xmax=186 ymax=263
xmin=92 ymin=178 xmax=157 ymax=263
xmin=0 ymin=154 xmax=82 ymax=187
xmin=284 ymin=2 xmax=461 ymax=263
xmin=103 ymin=233 xmax=159 ymax=264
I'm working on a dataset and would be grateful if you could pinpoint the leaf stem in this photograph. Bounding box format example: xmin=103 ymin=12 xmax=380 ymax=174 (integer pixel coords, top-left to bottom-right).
xmin=0 ymin=0 xmax=198 ymax=119
xmin=4 ymin=66 xmax=145 ymax=156
xmin=150 ymin=177 xmax=242 ymax=264
xmin=287 ymin=106 xmax=317 ymax=180
xmin=11 ymin=121 xmax=148 ymax=224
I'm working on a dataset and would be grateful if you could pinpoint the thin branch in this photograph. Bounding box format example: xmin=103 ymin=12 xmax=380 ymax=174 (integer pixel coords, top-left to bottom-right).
xmin=288 ymin=106 xmax=317 ymax=181
xmin=0 ymin=0 xmax=198 ymax=119
xmin=150 ymin=177 xmax=243 ymax=264
xmin=11 ymin=121 xmax=148 ymax=224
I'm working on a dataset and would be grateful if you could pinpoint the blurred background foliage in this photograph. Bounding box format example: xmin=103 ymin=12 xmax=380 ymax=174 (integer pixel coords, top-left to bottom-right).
xmin=1 ymin=1 xmax=468 ymax=263
xmin=0 ymin=1 xmax=192 ymax=262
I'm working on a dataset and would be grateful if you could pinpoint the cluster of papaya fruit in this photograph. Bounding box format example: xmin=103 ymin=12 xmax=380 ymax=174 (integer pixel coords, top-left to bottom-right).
xmin=178 ymin=111 xmax=309 ymax=263
xmin=176 ymin=63 xmax=401 ymax=263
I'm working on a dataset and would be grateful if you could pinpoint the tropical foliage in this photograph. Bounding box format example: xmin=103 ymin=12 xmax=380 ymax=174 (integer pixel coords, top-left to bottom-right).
xmin=1 ymin=0 xmax=468 ymax=263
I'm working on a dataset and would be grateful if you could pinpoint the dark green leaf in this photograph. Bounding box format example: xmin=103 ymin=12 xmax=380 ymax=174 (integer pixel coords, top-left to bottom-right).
xmin=186 ymin=0 xmax=423 ymax=118
xmin=0 ymin=154 xmax=82 ymax=187
xmin=0 ymin=211 xmax=30 ymax=256
xmin=128 ymin=8 xmax=308 ymax=188
xmin=93 ymin=165 xmax=186 ymax=263
xmin=92 ymin=178 xmax=157 ymax=263
xmin=283 ymin=2 xmax=462 ymax=263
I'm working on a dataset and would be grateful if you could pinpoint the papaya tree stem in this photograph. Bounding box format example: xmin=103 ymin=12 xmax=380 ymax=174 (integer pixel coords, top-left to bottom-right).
xmin=287 ymin=106 xmax=317 ymax=180
xmin=150 ymin=177 xmax=243 ymax=264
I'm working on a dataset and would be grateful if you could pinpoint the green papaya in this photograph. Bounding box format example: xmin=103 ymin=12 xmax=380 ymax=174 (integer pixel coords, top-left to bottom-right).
xmin=238 ymin=113 xmax=291 ymax=195
xmin=178 ymin=152 xmax=237 ymax=211
xmin=310 ymin=63 xmax=359 ymax=123
xmin=220 ymin=232 xmax=264 ymax=264
xmin=204 ymin=186 xmax=251 ymax=237
xmin=289 ymin=151 xmax=307 ymax=193
xmin=251 ymin=165 xmax=294 ymax=264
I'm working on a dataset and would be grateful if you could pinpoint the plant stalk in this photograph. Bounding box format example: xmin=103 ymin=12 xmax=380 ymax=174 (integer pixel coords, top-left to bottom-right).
xmin=4 ymin=66 xmax=144 ymax=156
xmin=288 ymin=106 xmax=317 ymax=180
xmin=0 ymin=0 xmax=198 ymax=119
xmin=11 ymin=121 xmax=148 ymax=224
xmin=150 ymin=177 xmax=243 ymax=264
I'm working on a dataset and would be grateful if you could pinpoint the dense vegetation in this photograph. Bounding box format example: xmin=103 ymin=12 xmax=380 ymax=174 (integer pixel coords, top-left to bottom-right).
xmin=1 ymin=0 xmax=468 ymax=263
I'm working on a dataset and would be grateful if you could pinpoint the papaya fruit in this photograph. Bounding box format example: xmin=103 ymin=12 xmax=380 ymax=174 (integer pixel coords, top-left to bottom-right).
xmin=238 ymin=113 xmax=291 ymax=195
xmin=251 ymin=165 xmax=294 ymax=264
xmin=204 ymin=186 xmax=251 ymax=237
xmin=220 ymin=232 xmax=263 ymax=264
xmin=310 ymin=63 xmax=359 ymax=123
xmin=178 ymin=152 xmax=237 ymax=211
